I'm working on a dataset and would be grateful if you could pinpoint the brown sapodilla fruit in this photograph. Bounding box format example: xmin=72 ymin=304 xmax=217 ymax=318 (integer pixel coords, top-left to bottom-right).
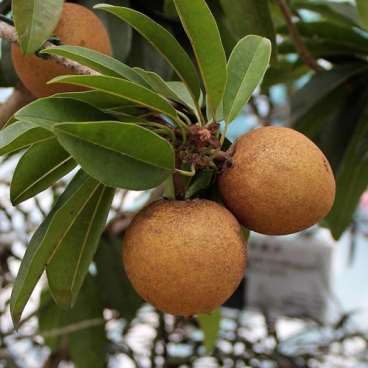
xmin=123 ymin=199 xmax=247 ymax=316
xmin=218 ymin=126 xmax=336 ymax=235
xmin=11 ymin=3 xmax=112 ymax=98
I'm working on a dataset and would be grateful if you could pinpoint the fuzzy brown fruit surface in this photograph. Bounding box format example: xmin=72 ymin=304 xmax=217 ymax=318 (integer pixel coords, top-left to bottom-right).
xmin=123 ymin=199 xmax=247 ymax=316
xmin=218 ymin=126 xmax=336 ymax=235
xmin=11 ymin=3 xmax=112 ymax=98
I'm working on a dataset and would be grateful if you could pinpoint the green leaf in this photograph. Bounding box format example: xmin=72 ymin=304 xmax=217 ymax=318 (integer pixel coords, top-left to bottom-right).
xmin=166 ymin=81 xmax=201 ymax=113
xmin=10 ymin=138 xmax=76 ymax=205
xmin=224 ymin=35 xmax=271 ymax=123
xmin=54 ymin=121 xmax=175 ymax=190
xmin=95 ymin=238 xmax=142 ymax=320
xmin=15 ymin=97 xmax=112 ymax=131
xmin=164 ymin=0 xmax=177 ymax=18
xmin=174 ymin=0 xmax=227 ymax=117
xmin=0 ymin=121 xmax=51 ymax=155
xmin=219 ymin=0 xmax=277 ymax=62
xmin=10 ymin=171 xmax=100 ymax=325
xmin=357 ymin=0 xmax=368 ymax=30
xmin=46 ymin=185 xmax=114 ymax=307
xmin=198 ymin=308 xmax=221 ymax=353
xmin=94 ymin=4 xmax=200 ymax=100
xmin=326 ymin=104 xmax=368 ymax=239
xmin=133 ymin=68 xmax=198 ymax=112
xmin=41 ymin=45 xmax=144 ymax=84
xmin=50 ymin=75 xmax=178 ymax=120
xmin=319 ymin=80 xmax=368 ymax=172
xmin=133 ymin=67 xmax=181 ymax=100
xmin=53 ymin=91 xmax=135 ymax=110
xmin=13 ymin=0 xmax=64 ymax=54
xmin=293 ymin=86 xmax=349 ymax=139
xmin=291 ymin=63 xmax=368 ymax=125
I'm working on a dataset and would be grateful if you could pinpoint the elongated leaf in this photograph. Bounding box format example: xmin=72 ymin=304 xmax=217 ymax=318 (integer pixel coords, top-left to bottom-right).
xmin=219 ymin=0 xmax=276 ymax=61
xmin=326 ymin=105 xmax=368 ymax=239
xmin=15 ymin=97 xmax=111 ymax=131
xmin=293 ymin=87 xmax=349 ymax=139
xmin=47 ymin=185 xmax=114 ymax=306
xmin=133 ymin=67 xmax=180 ymax=100
xmin=95 ymin=238 xmax=142 ymax=320
xmin=0 ymin=121 xmax=51 ymax=155
xmin=319 ymin=81 xmax=368 ymax=172
xmin=50 ymin=75 xmax=178 ymax=120
xmin=10 ymin=171 xmax=100 ymax=325
xmin=174 ymin=0 xmax=227 ymax=117
xmin=357 ymin=0 xmax=368 ymax=30
xmin=166 ymin=81 xmax=201 ymax=112
xmin=54 ymin=121 xmax=175 ymax=190
xmin=11 ymin=138 xmax=76 ymax=205
xmin=291 ymin=63 xmax=368 ymax=124
xmin=224 ymin=36 xmax=271 ymax=123
xmin=53 ymin=91 xmax=135 ymax=110
xmin=133 ymin=68 xmax=197 ymax=111
xmin=41 ymin=46 xmax=144 ymax=84
xmin=95 ymin=4 xmax=200 ymax=100
xmin=198 ymin=309 xmax=221 ymax=353
xmin=13 ymin=0 xmax=63 ymax=54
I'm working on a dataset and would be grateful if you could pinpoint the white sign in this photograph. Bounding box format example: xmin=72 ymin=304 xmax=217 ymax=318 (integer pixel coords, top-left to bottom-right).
xmin=246 ymin=229 xmax=337 ymax=323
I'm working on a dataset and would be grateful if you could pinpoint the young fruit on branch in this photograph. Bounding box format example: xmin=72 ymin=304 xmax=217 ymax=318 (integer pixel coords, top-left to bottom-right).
xmin=123 ymin=199 xmax=247 ymax=316
xmin=218 ymin=127 xmax=336 ymax=235
xmin=11 ymin=3 xmax=112 ymax=98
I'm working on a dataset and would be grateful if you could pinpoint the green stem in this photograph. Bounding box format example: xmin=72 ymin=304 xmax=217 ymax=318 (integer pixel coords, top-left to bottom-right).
xmin=177 ymin=110 xmax=192 ymax=125
xmin=175 ymin=164 xmax=196 ymax=177
xmin=174 ymin=116 xmax=189 ymax=143
xmin=140 ymin=122 xmax=176 ymax=143
xmin=194 ymin=100 xmax=206 ymax=127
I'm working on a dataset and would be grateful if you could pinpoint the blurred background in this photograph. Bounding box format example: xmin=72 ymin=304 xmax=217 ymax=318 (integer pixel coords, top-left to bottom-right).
xmin=1 ymin=0 xmax=368 ymax=367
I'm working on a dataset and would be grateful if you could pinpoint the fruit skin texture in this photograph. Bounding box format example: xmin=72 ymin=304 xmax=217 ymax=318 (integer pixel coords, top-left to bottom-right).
xmin=11 ymin=3 xmax=112 ymax=98
xmin=123 ymin=199 xmax=247 ymax=316
xmin=218 ymin=126 xmax=336 ymax=235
